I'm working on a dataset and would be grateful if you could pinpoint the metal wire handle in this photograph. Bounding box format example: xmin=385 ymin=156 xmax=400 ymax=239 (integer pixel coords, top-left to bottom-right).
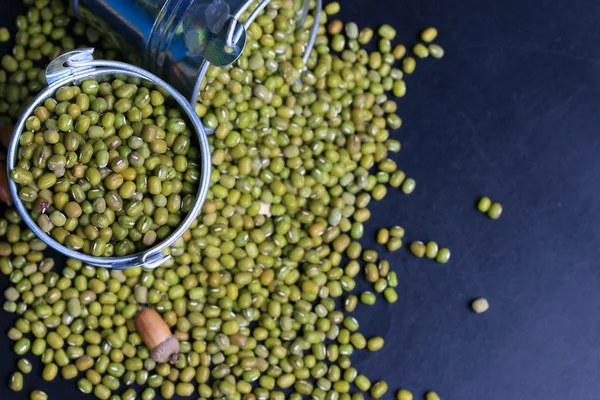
xmin=196 ymin=0 xmax=322 ymax=132
xmin=225 ymin=0 xmax=271 ymax=48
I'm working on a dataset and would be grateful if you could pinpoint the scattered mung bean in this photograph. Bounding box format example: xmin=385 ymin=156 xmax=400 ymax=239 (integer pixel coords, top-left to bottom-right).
xmin=477 ymin=196 xmax=492 ymax=212
xmin=421 ymin=27 xmax=438 ymax=42
xmin=435 ymin=248 xmax=451 ymax=264
xmin=409 ymin=241 xmax=426 ymax=258
xmin=471 ymin=298 xmax=489 ymax=313
xmin=488 ymin=202 xmax=503 ymax=220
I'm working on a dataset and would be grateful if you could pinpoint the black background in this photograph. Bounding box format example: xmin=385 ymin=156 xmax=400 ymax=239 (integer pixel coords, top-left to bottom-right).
xmin=2 ymin=0 xmax=600 ymax=399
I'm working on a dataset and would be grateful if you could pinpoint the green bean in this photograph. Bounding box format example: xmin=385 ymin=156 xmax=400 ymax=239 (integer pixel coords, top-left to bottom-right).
xmin=17 ymin=358 xmax=33 ymax=374
xmin=393 ymin=44 xmax=407 ymax=59
xmin=488 ymin=202 xmax=503 ymax=219
xmin=386 ymin=238 xmax=402 ymax=252
xmin=9 ymin=371 xmax=23 ymax=392
xmin=42 ymin=363 xmax=58 ymax=381
xmin=0 ymin=27 xmax=9 ymax=42
xmin=75 ymin=377 xmax=93 ymax=394
xmin=2 ymin=55 xmax=19 ymax=72
xmin=354 ymin=375 xmax=371 ymax=391
xmin=30 ymin=390 xmax=48 ymax=400
xmin=435 ymin=248 xmax=451 ymax=264
xmin=360 ymin=291 xmax=376 ymax=305
xmin=370 ymin=381 xmax=388 ymax=398
xmin=401 ymin=178 xmax=416 ymax=194
xmin=345 ymin=22 xmax=359 ymax=39
xmin=141 ymin=388 xmax=156 ymax=400
xmin=477 ymin=196 xmax=492 ymax=212
xmin=396 ymin=389 xmax=414 ymax=400
xmin=378 ymin=24 xmax=397 ymax=40
xmin=383 ymin=287 xmax=398 ymax=303
xmin=331 ymin=35 xmax=346 ymax=52
xmin=376 ymin=229 xmax=389 ymax=244
xmin=425 ymin=241 xmax=439 ymax=259
xmin=393 ymin=80 xmax=406 ymax=97
xmin=324 ymin=2 xmax=341 ymax=14
xmin=471 ymin=297 xmax=489 ymax=313
xmin=421 ymin=27 xmax=438 ymax=42
xmin=358 ymin=27 xmax=373 ymax=45
xmin=428 ymin=44 xmax=445 ymax=59
xmin=426 ymin=391 xmax=441 ymax=400
xmin=409 ymin=241 xmax=426 ymax=258
xmin=13 ymin=338 xmax=30 ymax=355
xmin=94 ymin=384 xmax=111 ymax=400
xmin=402 ymin=57 xmax=416 ymax=74
xmin=413 ymin=43 xmax=429 ymax=58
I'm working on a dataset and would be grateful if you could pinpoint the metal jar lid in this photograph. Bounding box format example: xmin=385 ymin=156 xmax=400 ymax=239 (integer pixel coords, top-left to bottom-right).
xmin=7 ymin=49 xmax=212 ymax=270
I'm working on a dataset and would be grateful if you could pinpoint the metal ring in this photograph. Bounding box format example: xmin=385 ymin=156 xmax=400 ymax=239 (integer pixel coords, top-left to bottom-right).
xmin=189 ymin=59 xmax=210 ymax=105
xmin=302 ymin=0 xmax=321 ymax=67
xmin=225 ymin=0 xmax=271 ymax=48
xmin=7 ymin=49 xmax=212 ymax=269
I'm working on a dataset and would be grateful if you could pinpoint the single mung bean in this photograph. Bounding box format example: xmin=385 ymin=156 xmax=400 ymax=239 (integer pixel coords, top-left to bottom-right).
xmin=477 ymin=196 xmax=492 ymax=212
xmin=428 ymin=44 xmax=445 ymax=58
xmin=401 ymin=178 xmax=416 ymax=194
xmin=0 ymin=27 xmax=9 ymax=42
xmin=328 ymin=20 xmax=343 ymax=35
xmin=435 ymin=248 xmax=451 ymax=264
xmin=42 ymin=363 xmax=58 ymax=381
xmin=17 ymin=358 xmax=33 ymax=374
xmin=402 ymin=57 xmax=416 ymax=74
xmin=384 ymin=287 xmax=398 ymax=303
xmin=397 ymin=389 xmax=413 ymax=400
xmin=376 ymin=229 xmax=389 ymax=244
xmin=413 ymin=43 xmax=429 ymax=58
xmin=392 ymin=44 xmax=407 ymax=59
xmin=425 ymin=241 xmax=439 ymax=259
xmin=324 ymin=2 xmax=340 ymax=14
xmin=488 ymin=202 xmax=503 ymax=219
xmin=30 ymin=390 xmax=48 ymax=400
xmin=393 ymin=80 xmax=406 ymax=97
xmin=472 ymin=298 xmax=489 ymax=313
xmin=345 ymin=22 xmax=359 ymax=39
xmin=77 ymin=378 xmax=93 ymax=394
xmin=370 ymin=381 xmax=388 ymax=399
xmin=386 ymin=237 xmax=402 ymax=252
xmin=421 ymin=27 xmax=438 ymax=42
xmin=426 ymin=392 xmax=441 ymax=400
xmin=9 ymin=372 xmax=23 ymax=391
xmin=378 ymin=24 xmax=396 ymax=40
xmin=409 ymin=241 xmax=426 ymax=258
xmin=354 ymin=375 xmax=371 ymax=391
xmin=360 ymin=291 xmax=376 ymax=305
xmin=358 ymin=28 xmax=373 ymax=45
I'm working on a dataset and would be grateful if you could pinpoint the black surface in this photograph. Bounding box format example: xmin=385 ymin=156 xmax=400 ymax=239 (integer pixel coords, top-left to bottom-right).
xmin=2 ymin=0 xmax=600 ymax=399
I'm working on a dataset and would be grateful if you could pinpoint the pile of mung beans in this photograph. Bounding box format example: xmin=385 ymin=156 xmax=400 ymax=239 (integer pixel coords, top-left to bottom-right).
xmin=1 ymin=0 xmax=448 ymax=399
xmin=10 ymin=77 xmax=201 ymax=256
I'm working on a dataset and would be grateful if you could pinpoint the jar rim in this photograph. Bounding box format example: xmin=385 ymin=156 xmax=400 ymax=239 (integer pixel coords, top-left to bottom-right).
xmin=7 ymin=60 xmax=211 ymax=270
